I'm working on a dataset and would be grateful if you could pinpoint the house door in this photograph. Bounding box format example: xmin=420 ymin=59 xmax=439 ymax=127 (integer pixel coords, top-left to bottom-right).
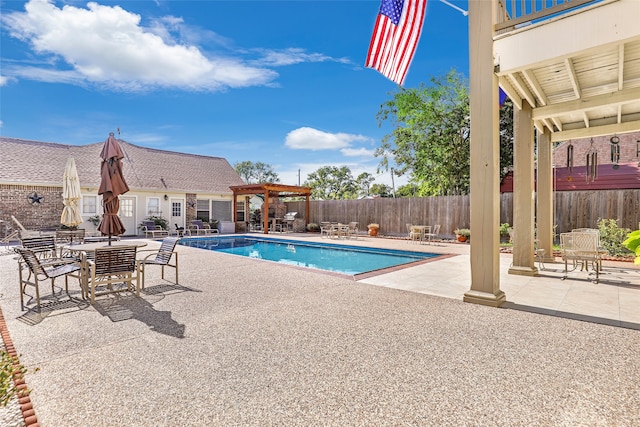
xmin=119 ymin=196 xmax=137 ymax=236
xmin=170 ymin=198 xmax=185 ymax=234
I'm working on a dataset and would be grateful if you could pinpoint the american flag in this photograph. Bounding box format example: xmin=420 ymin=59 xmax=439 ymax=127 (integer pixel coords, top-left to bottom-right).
xmin=366 ymin=0 xmax=428 ymax=86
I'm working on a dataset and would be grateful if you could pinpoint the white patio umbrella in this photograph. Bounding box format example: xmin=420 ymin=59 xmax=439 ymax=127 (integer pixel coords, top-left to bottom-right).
xmin=60 ymin=157 xmax=83 ymax=227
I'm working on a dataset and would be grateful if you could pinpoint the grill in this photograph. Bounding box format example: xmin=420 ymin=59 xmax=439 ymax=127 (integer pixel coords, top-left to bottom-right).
xmin=283 ymin=212 xmax=299 ymax=232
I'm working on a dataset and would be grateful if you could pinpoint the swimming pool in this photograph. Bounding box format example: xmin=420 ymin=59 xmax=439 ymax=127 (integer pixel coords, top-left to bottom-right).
xmin=178 ymin=236 xmax=440 ymax=276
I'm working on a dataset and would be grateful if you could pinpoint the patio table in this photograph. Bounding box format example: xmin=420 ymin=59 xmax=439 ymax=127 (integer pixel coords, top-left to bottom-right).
xmin=62 ymin=242 xmax=148 ymax=299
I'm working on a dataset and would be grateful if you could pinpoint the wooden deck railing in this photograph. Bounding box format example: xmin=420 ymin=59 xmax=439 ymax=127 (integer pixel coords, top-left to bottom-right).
xmin=495 ymin=0 xmax=602 ymax=32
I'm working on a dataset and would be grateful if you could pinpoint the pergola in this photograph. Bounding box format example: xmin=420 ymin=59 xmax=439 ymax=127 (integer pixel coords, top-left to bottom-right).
xmin=229 ymin=183 xmax=312 ymax=234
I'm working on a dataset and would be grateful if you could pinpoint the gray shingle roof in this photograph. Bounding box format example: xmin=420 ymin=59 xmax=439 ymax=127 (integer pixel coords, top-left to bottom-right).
xmin=0 ymin=136 xmax=245 ymax=194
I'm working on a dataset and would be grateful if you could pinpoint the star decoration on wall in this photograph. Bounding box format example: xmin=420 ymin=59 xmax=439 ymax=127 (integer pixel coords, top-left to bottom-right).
xmin=27 ymin=192 xmax=44 ymax=205
xmin=187 ymin=199 xmax=196 ymax=208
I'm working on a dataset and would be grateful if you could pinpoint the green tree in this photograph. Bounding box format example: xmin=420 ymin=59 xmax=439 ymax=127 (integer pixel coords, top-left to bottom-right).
xmin=395 ymin=183 xmax=419 ymax=198
xmin=234 ymin=161 xmax=280 ymax=184
xmin=304 ymin=166 xmax=356 ymax=200
xmin=355 ymin=172 xmax=375 ymax=198
xmin=376 ymin=69 xmax=514 ymax=196
xmin=370 ymin=183 xmax=392 ymax=197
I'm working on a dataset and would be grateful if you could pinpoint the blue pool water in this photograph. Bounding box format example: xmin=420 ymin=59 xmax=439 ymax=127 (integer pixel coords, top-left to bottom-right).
xmin=178 ymin=236 xmax=438 ymax=276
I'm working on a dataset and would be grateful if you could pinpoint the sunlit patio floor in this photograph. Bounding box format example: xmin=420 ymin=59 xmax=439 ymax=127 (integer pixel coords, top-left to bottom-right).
xmin=0 ymin=233 xmax=638 ymax=426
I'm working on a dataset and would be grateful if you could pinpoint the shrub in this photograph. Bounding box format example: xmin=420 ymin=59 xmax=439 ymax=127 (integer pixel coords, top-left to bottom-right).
xmin=622 ymin=229 xmax=640 ymax=265
xmin=0 ymin=350 xmax=36 ymax=407
xmin=306 ymin=223 xmax=320 ymax=232
xmin=597 ymin=218 xmax=632 ymax=257
xmin=499 ymin=223 xmax=511 ymax=237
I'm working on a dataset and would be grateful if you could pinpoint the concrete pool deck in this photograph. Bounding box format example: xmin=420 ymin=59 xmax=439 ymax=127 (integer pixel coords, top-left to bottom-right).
xmin=0 ymin=234 xmax=639 ymax=426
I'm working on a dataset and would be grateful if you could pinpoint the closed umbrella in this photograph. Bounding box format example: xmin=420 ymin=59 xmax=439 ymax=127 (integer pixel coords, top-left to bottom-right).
xmin=60 ymin=157 xmax=83 ymax=228
xmin=97 ymin=132 xmax=130 ymax=245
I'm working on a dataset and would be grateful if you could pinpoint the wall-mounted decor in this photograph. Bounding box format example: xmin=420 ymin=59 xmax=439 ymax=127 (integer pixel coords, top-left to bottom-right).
xmin=27 ymin=191 xmax=44 ymax=205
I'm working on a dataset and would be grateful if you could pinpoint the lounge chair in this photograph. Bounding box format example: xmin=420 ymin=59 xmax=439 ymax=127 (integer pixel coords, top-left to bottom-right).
xmin=87 ymin=245 xmax=139 ymax=304
xmin=137 ymin=237 xmax=180 ymax=289
xmin=14 ymin=246 xmax=82 ymax=311
xmin=189 ymin=220 xmax=218 ymax=235
xmin=142 ymin=220 xmax=169 ymax=238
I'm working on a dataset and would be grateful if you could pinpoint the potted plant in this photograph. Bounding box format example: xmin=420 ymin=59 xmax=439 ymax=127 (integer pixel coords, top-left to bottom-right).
xmin=454 ymin=228 xmax=470 ymax=242
xmin=367 ymin=223 xmax=380 ymax=237
xmin=88 ymin=215 xmax=101 ymax=227
xmin=306 ymin=223 xmax=320 ymax=232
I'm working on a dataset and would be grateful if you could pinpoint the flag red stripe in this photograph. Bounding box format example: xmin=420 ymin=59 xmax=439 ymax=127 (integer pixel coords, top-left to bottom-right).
xmin=366 ymin=0 xmax=427 ymax=85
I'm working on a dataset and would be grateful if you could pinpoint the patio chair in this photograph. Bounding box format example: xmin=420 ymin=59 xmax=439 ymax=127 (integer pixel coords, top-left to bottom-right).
xmin=189 ymin=220 xmax=217 ymax=235
xmin=56 ymin=229 xmax=86 ymax=245
xmin=142 ymin=220 xmax=169 ymax=238
xmin=137 ymin=237 xmax=180 ymax=289
xmin=20 ymin=235 xmax=61 ymax=260
xmin=560 ymin=232 xmax=601 ymax=283
xmin=320 ymin=222 xmax=333 ymax=238
xmin=347 ymin=222 xmax=359 ymax=239
xmin=424 ymin=224 xmax=441 ymax=245
xmin=174 ymin=223 xmax=189 ymax=237
xmin=14 ymin=246 xmax=82 ymax=311
xmin=409 ymin=226 xmax=425 ymax=244
xmin=87 ymin=245 xmax=139 ymax=304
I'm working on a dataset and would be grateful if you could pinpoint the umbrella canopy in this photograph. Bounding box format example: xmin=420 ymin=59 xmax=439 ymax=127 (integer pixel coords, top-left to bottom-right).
xmin=60 ymin=157 xmax=83 ymax=227
xmin=97 ymin=132 xmax=130 ymax=243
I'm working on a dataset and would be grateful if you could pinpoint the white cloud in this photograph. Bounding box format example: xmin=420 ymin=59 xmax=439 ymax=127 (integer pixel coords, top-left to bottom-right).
xmin=252 ymin=48 xmax=352 ymax=67
xmin=0 ymin=0 xmax=274 ymax=91
xmin=285 ymin=127 xmax=371 ymax=151
xmin=0 ymin=76 xmax=7 ymax=86
xmin=1 ymin=0 xmax=352 ymax=93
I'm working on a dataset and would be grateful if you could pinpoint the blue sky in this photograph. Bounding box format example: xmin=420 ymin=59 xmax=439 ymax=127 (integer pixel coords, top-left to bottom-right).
xmin=0 ymin=0 xmax=470 ymax=188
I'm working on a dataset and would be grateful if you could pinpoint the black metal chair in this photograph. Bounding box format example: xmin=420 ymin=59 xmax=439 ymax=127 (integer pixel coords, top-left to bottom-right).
xmin=137 ymin=237 xmax=180 ymax=289
xmin=15 ymin=246 xmax=82 ymax=311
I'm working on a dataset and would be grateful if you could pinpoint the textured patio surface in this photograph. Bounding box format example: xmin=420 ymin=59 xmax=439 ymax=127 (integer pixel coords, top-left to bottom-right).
xmin=0 ymin=234 xmax=638 ymax=426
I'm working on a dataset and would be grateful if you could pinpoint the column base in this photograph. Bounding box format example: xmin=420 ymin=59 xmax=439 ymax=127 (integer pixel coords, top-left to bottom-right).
xmin=508 ymin=265 xmax=539 ymax=276
xmin=463 ymin=290 xmax=506 ymax=307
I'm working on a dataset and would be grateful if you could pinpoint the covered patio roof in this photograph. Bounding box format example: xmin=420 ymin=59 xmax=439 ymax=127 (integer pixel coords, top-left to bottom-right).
xmin=230 ymin=183 xmax=311 ymax=234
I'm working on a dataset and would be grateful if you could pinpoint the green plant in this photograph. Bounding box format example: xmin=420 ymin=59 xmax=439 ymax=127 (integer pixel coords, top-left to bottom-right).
xmin=499 ymin=223 xmax=510 ymax=237
xmin=0 ymin=350 xmax=36 ymax=407
xmin=306 ymin=223 xmax=320 ymax=232
xmin=597 ymin=218 xmax=632 ymax=257
xmin=622 ymin=229 xmax=640 ymax=265
xmin=87 ymin=215 xmax=101 ymax=227
xmin=454 ymin=228 xmax=470 ymax=237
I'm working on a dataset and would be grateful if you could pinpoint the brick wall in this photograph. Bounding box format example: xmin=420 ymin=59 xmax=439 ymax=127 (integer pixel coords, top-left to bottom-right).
xmin=0 ymin=184 xmax=64 ymax=230
xmin=554 ymin=133 xmax=640 ymax=167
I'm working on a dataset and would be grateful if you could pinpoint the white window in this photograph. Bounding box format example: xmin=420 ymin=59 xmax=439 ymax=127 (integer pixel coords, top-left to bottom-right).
xmin=196 ymin=199 xmax=210 ymax=221
xmin=172 ymin=202 xmax=182 ymax=218
xmin=236 ymin=201 xmax=245 ymax=222
xmin=82 ymin=195 xmax=97 ymax=214
xmin=212 ymin=200 xmax=232 ymax=222
xmin=147 ymin=198 xmax=160 ymax=216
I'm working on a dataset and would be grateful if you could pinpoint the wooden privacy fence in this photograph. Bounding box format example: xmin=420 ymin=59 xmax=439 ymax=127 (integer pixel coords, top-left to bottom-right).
xmin=285 ymin=189 xmax=640 ymax=238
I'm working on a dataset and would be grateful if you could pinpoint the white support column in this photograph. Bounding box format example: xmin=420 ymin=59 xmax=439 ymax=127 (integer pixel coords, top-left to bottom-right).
xmin=509 ymin=100 xmax=537 ymax=276
xmin=463 ymin=0 xmax=505 ymax=307
xmin=537 ymin=129 xmax=554 ymax=263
